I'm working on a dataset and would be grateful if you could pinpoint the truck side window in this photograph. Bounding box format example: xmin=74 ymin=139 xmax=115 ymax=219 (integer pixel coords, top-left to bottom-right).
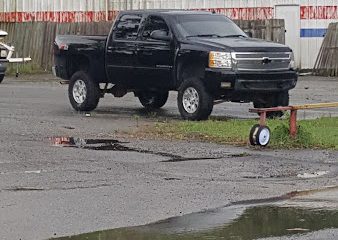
xmin=142 ymin=16 xmax=169 ymax=40
xmin=114 ymin=14 xmax=142 ymax=40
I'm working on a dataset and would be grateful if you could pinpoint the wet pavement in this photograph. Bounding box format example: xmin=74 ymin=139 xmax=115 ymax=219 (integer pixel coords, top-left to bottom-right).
xmin=52 ymin=187 xmax=338 ymax=240
xmin=0 ymin=74 xmax=337 ymax=240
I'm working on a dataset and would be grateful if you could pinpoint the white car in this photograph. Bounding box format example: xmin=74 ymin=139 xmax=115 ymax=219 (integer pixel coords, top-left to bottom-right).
xmin=0 ymin=30 xmax=32 ymax=83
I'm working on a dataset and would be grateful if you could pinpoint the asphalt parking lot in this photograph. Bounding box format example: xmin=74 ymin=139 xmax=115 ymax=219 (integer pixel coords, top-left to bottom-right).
xmin=0 ymin=74 xmax=337 ymax=240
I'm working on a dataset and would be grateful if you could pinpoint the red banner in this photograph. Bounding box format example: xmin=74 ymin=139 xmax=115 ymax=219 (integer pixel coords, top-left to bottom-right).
xmin=0 ymin=7 xmax=274 ymax=22
xmin=0 ymin=11 xmax=119 ymax=22
xmin=196 ymin=7 xmax=273 ymax=20
xmin=301 ymin=6 xmax=338 ymax=19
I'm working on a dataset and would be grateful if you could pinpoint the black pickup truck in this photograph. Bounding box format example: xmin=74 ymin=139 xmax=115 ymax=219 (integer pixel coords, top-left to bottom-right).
xmin=53 ymin=10 xmax=297 ymax=120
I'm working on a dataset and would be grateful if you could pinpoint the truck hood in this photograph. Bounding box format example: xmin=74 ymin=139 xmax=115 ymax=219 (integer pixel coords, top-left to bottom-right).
xmin=187 ymin=37 xmax=291 ymax=52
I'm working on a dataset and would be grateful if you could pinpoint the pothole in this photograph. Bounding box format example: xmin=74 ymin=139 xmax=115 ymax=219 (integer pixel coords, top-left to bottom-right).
xmin=49 ymin=137 xmax=224 ymax=162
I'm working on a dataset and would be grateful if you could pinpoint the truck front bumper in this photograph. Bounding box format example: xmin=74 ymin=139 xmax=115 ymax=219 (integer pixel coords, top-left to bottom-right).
xmin=205 ymin=69 xmax=298 ymax=94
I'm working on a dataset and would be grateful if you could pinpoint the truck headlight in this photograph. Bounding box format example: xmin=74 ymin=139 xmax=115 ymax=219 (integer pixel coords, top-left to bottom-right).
xmin=289 ymin=52 xmax=296 ymax=70
xmin=0 ymin=49 xmax=7 ymax=58
xmin=209 ymin=51 xmax=232 ymax=69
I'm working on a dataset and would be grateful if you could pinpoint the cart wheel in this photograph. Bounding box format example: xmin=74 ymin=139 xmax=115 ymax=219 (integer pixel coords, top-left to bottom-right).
xmin=249 ymin=124 xmax=260 ymax=146
xmin=249 ymin=125 xmax=271 ymax=147
xmin=256 ymin=126 xmax=271 ymax=147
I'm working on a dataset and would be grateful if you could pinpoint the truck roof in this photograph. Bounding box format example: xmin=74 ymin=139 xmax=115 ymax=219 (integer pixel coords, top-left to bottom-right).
xmin=119 ymin=9 xmax=214 ymax=16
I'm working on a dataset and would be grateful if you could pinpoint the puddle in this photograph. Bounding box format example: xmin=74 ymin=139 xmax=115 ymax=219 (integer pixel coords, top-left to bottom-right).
xmin=50 ymin=137 xmax=123 ymax=150
xmin=52 ymin=188 xmax=338 ymax=240
xmin=50 ymin=137 xmax=223 ymax=162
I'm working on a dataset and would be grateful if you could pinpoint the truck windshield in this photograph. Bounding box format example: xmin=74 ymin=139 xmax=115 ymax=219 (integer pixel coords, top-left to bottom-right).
xmin=175 ymin=14 xmax=247 ymax=38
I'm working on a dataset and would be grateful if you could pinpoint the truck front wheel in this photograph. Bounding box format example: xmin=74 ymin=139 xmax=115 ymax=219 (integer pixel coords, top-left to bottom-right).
xmin=178 ymin=78 xmax=213 ymax=121
xmin=138 ymin=91 xmax=169 ymax=109
xmin=68 ymin=71 xmax=100 ymax=112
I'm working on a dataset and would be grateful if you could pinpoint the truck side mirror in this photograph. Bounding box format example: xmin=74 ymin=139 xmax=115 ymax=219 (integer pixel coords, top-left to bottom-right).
xmin=150 ymin=30 xmax=172 ymax=42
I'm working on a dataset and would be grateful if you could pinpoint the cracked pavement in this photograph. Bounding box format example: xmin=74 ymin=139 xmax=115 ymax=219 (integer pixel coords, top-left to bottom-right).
xmin=0 ymin=74 xmax=337 ymax=240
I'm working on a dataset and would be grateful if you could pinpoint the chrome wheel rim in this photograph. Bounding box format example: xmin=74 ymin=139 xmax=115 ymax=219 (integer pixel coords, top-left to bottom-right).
xmin=182 ymin=87 xmax=199 ymax=114
xmin=73 ymin=80 xmax=87 ymax=104
xmin=258 ymin=127 xmax=270 ymax=146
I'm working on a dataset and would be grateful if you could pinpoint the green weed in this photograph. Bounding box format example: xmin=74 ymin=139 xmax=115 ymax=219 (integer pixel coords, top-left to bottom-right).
xmin=148 ymin=117 xmax=338 ymax=149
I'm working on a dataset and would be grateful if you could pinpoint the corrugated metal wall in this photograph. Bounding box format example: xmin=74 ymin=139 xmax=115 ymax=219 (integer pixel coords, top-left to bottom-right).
xmin=0 ymin=0 xmax=337 ymax=69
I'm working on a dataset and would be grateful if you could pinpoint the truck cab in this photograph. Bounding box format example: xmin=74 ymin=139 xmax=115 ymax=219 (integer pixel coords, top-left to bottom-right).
xmin=53 ymin=10 xmax=298 ymax=120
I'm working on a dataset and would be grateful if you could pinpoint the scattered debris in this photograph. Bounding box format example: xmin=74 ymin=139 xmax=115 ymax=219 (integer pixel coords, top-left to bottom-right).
xmin=242 ymin=175 xmax=263 ymax=179
xmin=24 ymin=170 xmax=41 ymax=174
xmin=63 ymin=126 xmax=75 ymax=130
xmin=297 ymin=171 xmax=329 ymax=179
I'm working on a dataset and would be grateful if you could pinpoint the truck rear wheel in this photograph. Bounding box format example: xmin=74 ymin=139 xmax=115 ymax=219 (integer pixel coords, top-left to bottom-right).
xmin=0 ymin=75 xmax=4 ymax=84
xmin=178 ymin=78 xmax=213 ymax=121
xmin=69 ymin=71 xmax=100 ymax=112
xmin=254 ymin=91 xmax=289 ymax=118
xmin=138 ymin=91 xmax=169 ymax=109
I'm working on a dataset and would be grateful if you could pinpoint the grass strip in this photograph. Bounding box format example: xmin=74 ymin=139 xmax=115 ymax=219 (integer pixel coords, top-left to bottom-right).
xmin=147 ymin=117 xmax=338 ymax=149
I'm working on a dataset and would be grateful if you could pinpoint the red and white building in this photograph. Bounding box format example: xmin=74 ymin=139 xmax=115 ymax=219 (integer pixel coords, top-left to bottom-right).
xmin=0 ymin=0 xmax=337 ymax=69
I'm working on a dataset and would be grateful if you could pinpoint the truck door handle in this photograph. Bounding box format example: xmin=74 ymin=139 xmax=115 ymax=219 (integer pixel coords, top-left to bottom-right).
xmin=107 ymin=46 xmax=113 ymax=53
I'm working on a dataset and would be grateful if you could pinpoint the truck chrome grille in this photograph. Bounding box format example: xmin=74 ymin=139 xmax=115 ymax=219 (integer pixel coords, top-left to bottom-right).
xmin=232 ymin=52 xmax=291 ymax=71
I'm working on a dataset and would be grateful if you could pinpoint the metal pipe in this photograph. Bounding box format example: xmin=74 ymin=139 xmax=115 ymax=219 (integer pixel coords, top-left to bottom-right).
xmin=259 ymin=112 xmax=267 ymax=126
xmin=289 ymin=110 xmax=298 ymax=138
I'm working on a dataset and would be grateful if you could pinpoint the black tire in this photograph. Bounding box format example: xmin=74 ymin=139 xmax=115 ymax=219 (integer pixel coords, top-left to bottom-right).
xmin=253 ymin=91 xmax=289 ymax=118
xmin=138 ymin=91 xmax=169 ymax=109
xmin=177 ymin=78 xmax=213 ymax=121
xmin=0 ymin=75 xmax=4 ymax=84
xmin=68 ymin=71 xmax=100 ymax=112
xmin=249 ymin=124 xmax=260 ymax=146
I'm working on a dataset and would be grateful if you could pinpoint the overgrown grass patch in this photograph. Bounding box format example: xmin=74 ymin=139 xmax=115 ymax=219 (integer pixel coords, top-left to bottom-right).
xmin=6 ymin=63 xmax=46 ymax=75
xmin=147 ymin=117 xmax=338 ymax=149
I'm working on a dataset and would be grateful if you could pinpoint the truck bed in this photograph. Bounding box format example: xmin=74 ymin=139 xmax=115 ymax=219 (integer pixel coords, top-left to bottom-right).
xmin=54 ymin=35 xmax=108 ymax=81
